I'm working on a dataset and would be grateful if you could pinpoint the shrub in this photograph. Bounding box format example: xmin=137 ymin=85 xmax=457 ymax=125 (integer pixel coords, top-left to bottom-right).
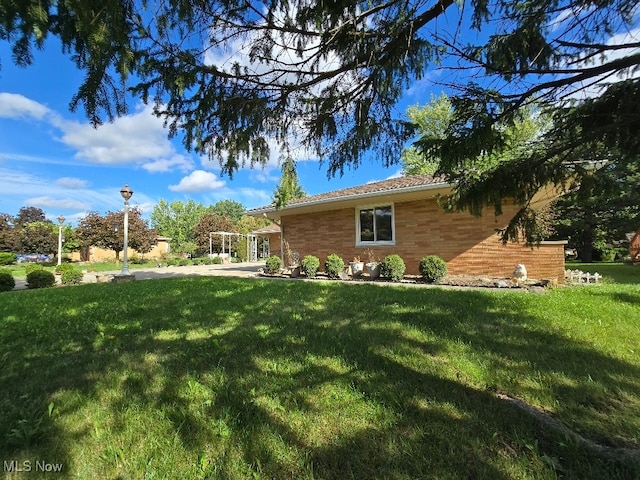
xmin=265 ymin=255 xmax=283 ymax=274
xmin=61 ymin=268 xmax=84 ymax=285
xmin=419 ymin=255 xmax=448 ymax=283
xmin=178 ymin=258 xmax=190 ymax=266
xmin=380 ymin=254 xmax=406 ymax=282
xmin=55 ymin=263 xmax=75 ymax=275
xmin=201 ymin=257 xmax=214 ymax=265
xmin=25 ymin=263 xmax=44 ymax=275
xmin=324 ymin=253 xmax=344 ymax=279
xmin=301 ymin=255 xmax=320 ymax=278
xmin=0 ymin=268 xmax=15 ymax=291
xmin=26 ymin=269 xmax=55 ymax=289
xmin=0 ymin=252 xmax=17 ymax=266
xmin=212 ymin=256 xmax=224 ymax=265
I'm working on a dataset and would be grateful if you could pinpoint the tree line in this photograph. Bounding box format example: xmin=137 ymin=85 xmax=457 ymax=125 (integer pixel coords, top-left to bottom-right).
xmin=0 ymin=200 xmax=269 ymax=262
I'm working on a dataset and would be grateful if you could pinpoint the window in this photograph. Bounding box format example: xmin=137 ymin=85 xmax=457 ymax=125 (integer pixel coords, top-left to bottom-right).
xmin=356 ymin=204 xmax=394 ymax=245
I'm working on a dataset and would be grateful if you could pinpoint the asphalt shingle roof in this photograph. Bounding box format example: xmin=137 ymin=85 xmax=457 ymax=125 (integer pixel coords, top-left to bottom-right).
xmin=248 ymin=174 xmax=448 ymax=214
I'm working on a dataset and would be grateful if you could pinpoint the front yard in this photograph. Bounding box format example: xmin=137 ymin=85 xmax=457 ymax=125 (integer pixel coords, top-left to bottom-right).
xmin=0 ymin=271 xmax=638 ymax=478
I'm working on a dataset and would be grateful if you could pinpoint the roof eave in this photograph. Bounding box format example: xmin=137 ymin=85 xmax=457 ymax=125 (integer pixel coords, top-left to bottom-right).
xmin=247 ymin=180 xmax=451 ymax=218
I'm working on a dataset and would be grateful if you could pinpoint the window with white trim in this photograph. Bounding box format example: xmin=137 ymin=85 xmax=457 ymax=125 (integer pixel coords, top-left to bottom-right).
xmin=356 ymin=204 xmax=395 ymax=245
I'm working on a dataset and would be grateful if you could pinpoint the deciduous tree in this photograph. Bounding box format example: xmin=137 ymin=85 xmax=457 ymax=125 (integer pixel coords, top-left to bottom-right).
xmin=193 ymin=213 xmax=236 ymax=256
xmin=150 ymin=199 xmax=210 ymax=254
xmin=77 ymin=208 xmax=156 ymax=261
xmin=15 ymin=221 xmax=57 ymax=255
xmin=211 ymin=200 xmax=246 ymax=224
xmin=0 ymin=213 xmax=16 ymax=252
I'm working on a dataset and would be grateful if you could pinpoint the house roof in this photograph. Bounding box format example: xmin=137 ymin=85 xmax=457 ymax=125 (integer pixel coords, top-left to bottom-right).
xmin=248 ymin=174 xmax=449 ymax=218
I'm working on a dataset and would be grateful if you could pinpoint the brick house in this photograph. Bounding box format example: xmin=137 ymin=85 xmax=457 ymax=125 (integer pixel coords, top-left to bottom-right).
xmin=248 ymin=174 xmax=567 ymax=281
xmin=70 ymin=236 xmax=171 ymax=263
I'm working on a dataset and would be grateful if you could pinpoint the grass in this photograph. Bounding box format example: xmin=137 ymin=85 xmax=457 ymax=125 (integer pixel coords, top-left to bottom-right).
xmin=567 ymin=261 xmax=640 ymax=285
xmin=3 ymin=260 xmax=159 ymax=279
xmin=0 ymin=272 xmax=639 ymax=478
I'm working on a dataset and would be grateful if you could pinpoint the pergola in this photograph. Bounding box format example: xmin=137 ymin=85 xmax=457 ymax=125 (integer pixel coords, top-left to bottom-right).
xmin=209 ymin=231 xmax=259 ymax=262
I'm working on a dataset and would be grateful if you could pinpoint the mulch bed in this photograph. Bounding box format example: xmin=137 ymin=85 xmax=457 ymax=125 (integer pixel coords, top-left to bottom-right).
xmin=259 ymin=270 xmax=552 ymax=290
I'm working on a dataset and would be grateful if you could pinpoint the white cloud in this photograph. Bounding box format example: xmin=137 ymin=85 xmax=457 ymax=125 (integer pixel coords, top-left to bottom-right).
xmin=250 ymin=167 xmax=280 ymax=184
xmin=169 ymin=170 xmax=226 ymax=192
xmin=0 ymin=167 xmax=156 ymax=220
xmin=142 ymin=154 xmax=195 ymax=173
xmin=25 ymin=196 xmax=91 ymax=210
xmin=55 ymin=177 xmax=90 ymax=189
xmin=0 ymin=93 xmax=50 ymax=120
xmin=54 ymin=104 xmax=174 ymax=164
xmin=0 ymin=96 xmax=199 ymax=174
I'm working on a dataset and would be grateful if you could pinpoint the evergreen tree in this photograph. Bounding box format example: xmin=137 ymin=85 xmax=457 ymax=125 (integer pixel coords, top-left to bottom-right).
xmin=272 ymin=158 xmax=306 ymax=209
xmin=2 ymin=0 xmax=638 ymax=239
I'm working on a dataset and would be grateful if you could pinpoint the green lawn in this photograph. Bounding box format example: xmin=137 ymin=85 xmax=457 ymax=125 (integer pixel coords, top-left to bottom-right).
xmin=567 ymin=261 xmax=640 ymax=285
xmin=4 ymin=260 xmax=160 ymax=279
xmin=1 ymin=275 xmax=639 ymax=479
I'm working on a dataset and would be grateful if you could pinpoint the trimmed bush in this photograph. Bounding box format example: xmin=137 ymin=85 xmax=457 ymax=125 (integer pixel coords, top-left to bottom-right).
xmin=55 ymin=263 xmax=75 ymax=275
xmin=25 ymin=263 xmax=44 ymax=275
xmin=0 ymin=268 xmax=15 ymax=291
xmin=0 ymin=252 xmax=16 ymax=266
xmin=419 ymin=255 xmax=448 ymax=283
xmin=324 ymin=253 xmax=344 ymax=279
xmin=201 ymin=257 xmax=214 ymax=265
xmin=129 ymin=255 xmax=146 ymax=264
xmin=265 ymin=255 xmax=283 ymax=274
xmin=61 ymin=268 xmax=84 ymax=285
xmin=178 ymin=258 xmax=190 ymax=266
xmin=26 ymin=270 xmax=55 ymax=289
xmin=301 ymin=255 xmax=320 ymax=278
xmin=212 ymin=256 xmax=224 ymax=265
xmin=380 ymin=254 xmax=406 ymax=282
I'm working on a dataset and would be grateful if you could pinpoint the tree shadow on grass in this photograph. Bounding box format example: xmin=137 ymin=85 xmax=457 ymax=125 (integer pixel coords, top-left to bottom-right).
xmin=0 ymin=278 xmax=639 ymax=479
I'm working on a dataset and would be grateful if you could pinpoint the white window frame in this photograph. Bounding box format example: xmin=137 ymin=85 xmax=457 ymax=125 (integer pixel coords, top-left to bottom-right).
xmin=355 ymin=203 xmax=396 ymax=246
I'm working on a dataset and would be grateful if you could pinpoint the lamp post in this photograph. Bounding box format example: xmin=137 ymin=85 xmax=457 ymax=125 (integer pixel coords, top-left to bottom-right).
xmin=118 ymin=184 xmax=133 ymax=277
xmin=57 ymin=215 xmax=65 ymax=265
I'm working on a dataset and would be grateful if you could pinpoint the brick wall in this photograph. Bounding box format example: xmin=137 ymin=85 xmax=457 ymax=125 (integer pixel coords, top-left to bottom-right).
xmin=280 ymin=198 xmax=565 ymax=282
xmin=70 ymin=239 xmax=171 ymax=263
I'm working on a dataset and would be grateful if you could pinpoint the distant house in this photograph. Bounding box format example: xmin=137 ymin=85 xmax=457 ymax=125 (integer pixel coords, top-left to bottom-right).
xmin=629 ymin=229 xmax=640 ymax=265
xmin=71 ymin=236 xmax=171 ymax=263
xmin=248 ymin=175 xmax=567 ymax=281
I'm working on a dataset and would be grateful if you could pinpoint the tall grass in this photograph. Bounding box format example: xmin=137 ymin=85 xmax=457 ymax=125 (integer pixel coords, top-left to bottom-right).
xmin=1 ymin=277 xmax=638 ymax=479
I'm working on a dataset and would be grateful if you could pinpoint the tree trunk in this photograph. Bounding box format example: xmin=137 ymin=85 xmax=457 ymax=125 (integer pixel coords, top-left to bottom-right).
xmin=577 ymin=228 xmax=594 ymax=263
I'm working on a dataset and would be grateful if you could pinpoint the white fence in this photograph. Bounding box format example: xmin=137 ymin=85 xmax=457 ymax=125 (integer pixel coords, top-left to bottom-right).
xmin=564 ymin=269 xmax=602 ymax=284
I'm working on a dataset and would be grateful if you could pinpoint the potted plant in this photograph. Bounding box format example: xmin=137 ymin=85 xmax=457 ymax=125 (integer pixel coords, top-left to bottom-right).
xmin=349 ymin=255 xmax=364 ymax=278
xmin=284 ymin=242 xmax=300 ymax=277
xmin=364 ymin=248 xmax=381 ymax=280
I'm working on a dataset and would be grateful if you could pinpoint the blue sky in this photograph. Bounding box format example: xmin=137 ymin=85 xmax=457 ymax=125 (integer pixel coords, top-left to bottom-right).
xmin=0 ymin=35 xmax=441 ymax=225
